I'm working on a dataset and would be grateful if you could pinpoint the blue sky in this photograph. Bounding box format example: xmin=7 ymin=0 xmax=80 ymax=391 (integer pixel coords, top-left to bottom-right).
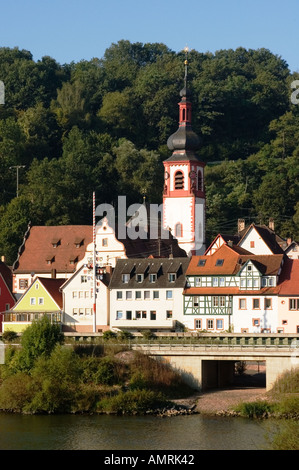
xmin=0 ymin=0 xmax=298 ymax=72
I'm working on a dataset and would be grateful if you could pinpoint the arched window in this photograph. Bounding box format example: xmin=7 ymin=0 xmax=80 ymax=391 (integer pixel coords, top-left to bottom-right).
xmin=175 ymin=171 xmax=184 ymax=190
xmin=175 ymin=223 xmax=183 ymax=237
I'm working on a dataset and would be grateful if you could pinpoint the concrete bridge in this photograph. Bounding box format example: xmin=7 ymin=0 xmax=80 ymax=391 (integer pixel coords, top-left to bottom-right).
xmin=132 ymin=339 xmax=299 ymax=391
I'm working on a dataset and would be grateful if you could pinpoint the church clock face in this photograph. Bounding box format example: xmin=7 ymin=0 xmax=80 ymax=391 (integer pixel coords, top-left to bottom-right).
xmin=164 ymin=171 xmax=170 ymax=180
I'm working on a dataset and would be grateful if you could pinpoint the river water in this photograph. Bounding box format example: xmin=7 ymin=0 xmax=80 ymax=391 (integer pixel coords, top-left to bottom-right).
xmin=0 ymin=413 xmax=272 ymax=451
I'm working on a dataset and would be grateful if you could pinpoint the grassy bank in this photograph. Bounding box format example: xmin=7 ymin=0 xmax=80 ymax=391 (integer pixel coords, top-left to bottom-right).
xmin=0 ymin=343 xmax=194 ymax=415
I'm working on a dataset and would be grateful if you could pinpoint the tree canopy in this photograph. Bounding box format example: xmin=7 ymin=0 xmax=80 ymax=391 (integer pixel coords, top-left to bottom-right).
xmin=0 ymin=41 xmax=298 ymax=263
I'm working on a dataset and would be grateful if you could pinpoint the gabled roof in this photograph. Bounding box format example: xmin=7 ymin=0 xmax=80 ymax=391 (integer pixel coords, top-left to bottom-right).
xmin=238 ymin=224 xmax=285 ymax=255
xmin=277 ymin=259 xmax=299 ymax=296
xmin=109 ymin=257 xmax=189 ymax=289
xmin=13 ymin=225 xmax=93 ymax=274
xmin=186 ymin=244 xmax=284 ymax=276
xmin=12 ymin=277 xmax=65 ymax=311
xmin=0 ymin=261 xmax=13 ymax=292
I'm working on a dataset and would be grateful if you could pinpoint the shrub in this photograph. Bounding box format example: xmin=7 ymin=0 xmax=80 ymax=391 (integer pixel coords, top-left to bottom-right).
xmin=16 ymin=316 xmax=64 ymax=371
xmin=97 ymin=389 xmax=169 ymax=414
xmin=1 ymin=330 xmax=18 ymax=342
xmin=235 ymin=400 xmax=274 ymax=418
xmin=269 ymin=422 xmax=299 ymax=450
xmin=0 ymin=372 xmax=34 ymax=412
xmin=102 ymin=330 xmax=117 ymax=341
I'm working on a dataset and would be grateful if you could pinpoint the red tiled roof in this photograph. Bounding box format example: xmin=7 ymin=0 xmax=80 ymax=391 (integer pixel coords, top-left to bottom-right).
xmin=186 ymin=244 xmax=284 ymax=276
xmin=37 ymin=277 xmax=65 ymax=308
xmin=278 ymin=259 xmax=299 ymax=296
xmin=13 ymin=226 xmax=93 ymax=274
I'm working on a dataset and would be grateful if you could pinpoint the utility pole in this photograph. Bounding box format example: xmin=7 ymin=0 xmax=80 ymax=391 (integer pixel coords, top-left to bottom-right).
xmin=9 ymin=165 xmax=25 ymax=197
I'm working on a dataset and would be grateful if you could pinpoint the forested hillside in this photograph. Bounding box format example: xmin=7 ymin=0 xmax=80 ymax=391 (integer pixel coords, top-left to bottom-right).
xmin=0 ymin=40 xmax=298 ymax=264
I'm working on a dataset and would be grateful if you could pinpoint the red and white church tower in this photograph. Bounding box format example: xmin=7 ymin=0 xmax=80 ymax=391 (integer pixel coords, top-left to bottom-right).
xmin=163 ymin=54 xmax=206 ymax=256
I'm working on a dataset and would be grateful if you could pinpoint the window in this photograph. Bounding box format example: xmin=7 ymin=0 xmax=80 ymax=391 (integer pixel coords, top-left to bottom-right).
xmin=207 ymin=319 xmax=214 ymax=329
xmin=253 ymin=318 xmax=260 ymax=327
xmin=149 ymin=274 xmax=157 ymax=283
xmin=126 ymin=311 xmax=132 ymax=320
xmin=166 ymin=290 xmax=173 ymax=300
xmin=197 ymin=171 xmax=202 ymax=191
xmin=30 ymin=298 xmax=36 ymax=306
xmin=269 ymin=278 xmax=274 ymax=286
xmin=35 ymin=283 xmax=39 ymax=290
xmin=72 ymin=291 xmax=77 ymax=298
xmin=135 ymin=311 xmax=141 ymax=319
xmin=175 ymin=223 xmax=182 ymax=237
xmin=126 ymin=291 xmax=132 ymax=300
xmin=38 ymin=298 xmax=44 ymax=305
xmin=253 ymin=279 xmax=259 ymax=288
xmin=73 ymin=308 xmax=78 ymax=315
xmin=212 ymin=296 xmax=219 ymax=307
xmin=136 ymin=274 xmax=144 ymax=283
xmin=250 ymin=241 xmax=255 ymax=248
xmin=144 ymin=290 xmax=150 ymax=300
xmin=215 ymin=259 xmax=224 ymax=266
xmin=289 ymin=298 xmax=299 ymax=310
xmin=84 ymin=291 xmax=89 ymax=298
xmin=166 ymin=310 xmax=173 ymax=319
xmin=262 ymin=278 xmax=267 ymax=287
xmin=5 ymin=304 xmax=10 ymax=311
xmin=247 ymin=278 xmax=252 ymax=288
xmin=216 ymin=319 xmax=223 ymax=330
xmin=264 ymin=298 xmax=272 ymax=309
xmin=197 ymin=259 xmax=206 ymax=267
xmin=219 ymin=296 xmax=225 ymax=307
xmin=79 ymin=291 xmax=84 ymax=298
xmin=195 ymin=277 xmax=201 ymax=287
xmin=153 ymin=291 xmax=159 ymax=299
xmin=240 ymin=278 xmax=246 ymax=288
xmin=239 ymin=298 xmax=246 ymax=309
xmin=168 ymin=273 xmax=176 ymax=282
xmin=79 ymin=308 xmax=84 ymax=315
xmin=116 ymin=311 xmax=123 ymax=320
xmin=19 ymin=279 xmax=28 ymax=290
xmin=85 ymin=308 xmax=91 ymax=315
xmin=253 ymin=298 xmax=260 ymax=309
xmin=212 ymin=277 xmax=219 ymax=287
xmin=102 ymin=238 xmax=108 ymax=247
xmin=116 ymin=291 xmax=123 ymax=300
xmin=193 ymin=296 xmax=199 ymax=307
xmin=122 ymin=274 xmax=130 ymax=283
xmin=174 ymin=171 xmax=184 ymax=189
xmin=135 ymin=291 xmax=141 ymax=300
xmin=81 ymin=275 xmax=87 ymax=283
xmin=194 ymin=319 xmax=202 ymax=329
xmin=142 ymin=311 xmax=146 ymax=319
xmin=150 ymin=311 xmax=156 ymax=320
xmin=248 ymin=265 xmax=252 ymax=271
xmin=219 ymin=277 xmax=225 ymax=287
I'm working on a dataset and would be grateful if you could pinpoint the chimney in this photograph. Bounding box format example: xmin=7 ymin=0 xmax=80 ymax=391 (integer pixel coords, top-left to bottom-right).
xmin=227 ymin=240 xmax=233 ymax=247
xmin=269 ymin=218 xmax=275 ymax=231
xmin=238 ymin=219 xmax=245 ymax=233
xmin=51 ymin=269 xmax=57 ymax=279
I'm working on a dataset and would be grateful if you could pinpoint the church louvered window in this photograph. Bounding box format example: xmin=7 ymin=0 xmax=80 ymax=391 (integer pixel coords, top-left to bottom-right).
xmin=175 ymin=171 xmax=184 ymax=189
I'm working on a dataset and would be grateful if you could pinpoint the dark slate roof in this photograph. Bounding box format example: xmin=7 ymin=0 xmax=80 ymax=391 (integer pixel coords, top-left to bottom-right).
xmin=109 ymin=257 xmax=190 ymax=290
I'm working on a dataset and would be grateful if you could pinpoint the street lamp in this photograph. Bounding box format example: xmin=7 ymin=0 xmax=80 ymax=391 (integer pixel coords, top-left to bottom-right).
xmin=9 ymin=165 xmax=25 ymax=197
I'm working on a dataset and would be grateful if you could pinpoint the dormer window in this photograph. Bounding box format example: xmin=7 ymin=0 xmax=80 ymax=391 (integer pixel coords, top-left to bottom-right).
xmin=197 ymin=259 xmax=206 ymax=267
xmin=122 ymin=274 xmax=130 ymax=284
xmin=149 ymin=274 xmax=157 ymax=283
xmin=136 ymin=274 xmax=144 ymax=283
xmin=215 ymin=259 xmax=224 ymax=266
xmin=168 ymin=273 xmax=176 ymax=282
xmin=46 ymin=256 xmax=55 ymax=265
xmin=51 ymin=238 xmax=61 ymax=248
xmin=74 ymin=238 xmax=84 ymax=248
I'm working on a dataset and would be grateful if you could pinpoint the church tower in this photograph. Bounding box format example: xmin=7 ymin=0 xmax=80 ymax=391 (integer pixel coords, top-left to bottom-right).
xmin=163 ymin=51 xmax=206 ymax=256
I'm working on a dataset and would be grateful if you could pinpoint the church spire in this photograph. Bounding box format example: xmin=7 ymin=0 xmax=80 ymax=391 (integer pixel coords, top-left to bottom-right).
xmin=166 ymin=48 xmax=201 ymax=156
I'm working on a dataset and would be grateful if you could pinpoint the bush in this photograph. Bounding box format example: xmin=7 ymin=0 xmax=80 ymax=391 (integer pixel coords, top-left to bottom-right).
xmin=235 ymin=400 xmax=274 ymax=418
xmin=0 ymin=372 xmax=34 ymax=412
xmin=102 ymin=330 xmax=117 ymax=341
xmin=1 ymin=330 xmax=18 ymax=342
xmin=16 ymin=316 xmax=64 ymax=371
xmin=269 ymin=421 xmax=299 ymax=450
xmin=97 ymin=389 xmax=169 ymax=415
